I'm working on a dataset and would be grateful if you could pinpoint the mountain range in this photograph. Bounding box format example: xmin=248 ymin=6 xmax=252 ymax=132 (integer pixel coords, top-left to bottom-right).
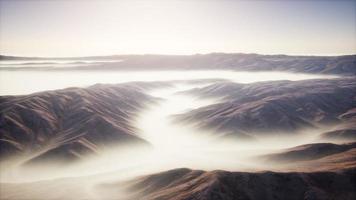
xmin=1 ymin=53 xmax=355 ymax=75
xmin=1 ymin=55 xmax=356 ymax=199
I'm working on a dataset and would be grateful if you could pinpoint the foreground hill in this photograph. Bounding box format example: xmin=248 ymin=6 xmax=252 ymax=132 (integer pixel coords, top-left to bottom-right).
xmin=176 ymin=78 xmax=356 ymax=139
xmin=100 ymin=167 xmax=356 ymax=200
xmin=1 ymin=53 xmax=356 ymax=75
xmin=2 ymin=166 xmax=355 ymax=200
xmin=0 ymin=82 xmax=158 ymax=163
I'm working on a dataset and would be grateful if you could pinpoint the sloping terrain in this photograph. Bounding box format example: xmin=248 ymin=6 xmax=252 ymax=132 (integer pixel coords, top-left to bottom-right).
xmin=101 ymin=167 xmax=356 ymax=200
xmin=256 ymin=142 xmax=356 ymax=173
xmin=1 ymin=53 xmax=356 ymax=75
xmin=304 ymin=148 xmax=356 ymax=171
xmin=320 ymin=129 xmax=356 ymax=141
xmin=1 ymin=167 xmax=354 ymax=200
xmin=176 ymin=78 xmax=356 ymax=139
xmin=261 ymin=142 xmax=356 ymax=163
xmin=319 ymin=109 xmax=356 ymax=141
xmin=0 ymin=82 xmax=159 ymax=163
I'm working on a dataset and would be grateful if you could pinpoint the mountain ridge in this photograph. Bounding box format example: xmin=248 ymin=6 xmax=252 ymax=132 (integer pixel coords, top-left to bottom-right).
xmin=100 ymin=167 xmax=356 ymax=200
xmin=175 ymin=78 xmax=356 ymax=139
xmin=0 ymin=82 xmax=161 ymax=164
xmin=1 ymin=53 xmax=355 ymax=75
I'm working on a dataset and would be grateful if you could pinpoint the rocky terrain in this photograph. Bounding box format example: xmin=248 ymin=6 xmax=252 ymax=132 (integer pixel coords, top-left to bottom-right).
xmin=1 ymin=53 xmax=356 ymax=75
xmin=176 ymin=78 xmax=356 ymax=140
xmin=0 ymin=82 xmax=160 ymax=164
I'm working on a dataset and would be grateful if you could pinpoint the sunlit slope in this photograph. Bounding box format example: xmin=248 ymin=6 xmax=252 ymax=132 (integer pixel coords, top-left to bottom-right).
xmin=176 ymin=78 xmax=356 ymax=140
xmin=0 ymin=83 xmax=158 ymax=163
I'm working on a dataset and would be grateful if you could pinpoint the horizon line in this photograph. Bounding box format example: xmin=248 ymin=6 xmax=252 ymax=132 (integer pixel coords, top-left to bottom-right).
xmin=1 ymin=52 xmax=356 ymax=59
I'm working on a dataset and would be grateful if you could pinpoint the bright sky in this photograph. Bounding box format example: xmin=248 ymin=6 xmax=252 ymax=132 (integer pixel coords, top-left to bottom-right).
xmin=0 ymin=0 xmax=355 ymax=57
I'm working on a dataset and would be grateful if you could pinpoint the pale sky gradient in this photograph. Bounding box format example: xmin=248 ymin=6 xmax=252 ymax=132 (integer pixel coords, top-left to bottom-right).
xmin=0 ymin=0 xmax=355 ymax=57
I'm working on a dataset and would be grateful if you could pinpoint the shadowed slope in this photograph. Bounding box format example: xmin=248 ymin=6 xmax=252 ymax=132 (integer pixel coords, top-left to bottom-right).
xmin=102 ymin=168 xmax=356 ymax=200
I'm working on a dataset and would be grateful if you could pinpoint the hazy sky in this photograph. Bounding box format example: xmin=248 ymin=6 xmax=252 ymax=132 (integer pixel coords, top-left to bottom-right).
xmin=0 ymin=0 xmax=355 ymax=57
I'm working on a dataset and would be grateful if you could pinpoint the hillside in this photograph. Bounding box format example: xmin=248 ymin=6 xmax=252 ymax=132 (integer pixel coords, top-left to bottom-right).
xmin=101 ymin=168 xmax=356 ymax=200
xmin=175 ymin=78 xmax=356 ymax=139
xmin=0 ymin=82 xmax=159 ymax=164
xmin=261 ymin=142 xmax=356 ymax=163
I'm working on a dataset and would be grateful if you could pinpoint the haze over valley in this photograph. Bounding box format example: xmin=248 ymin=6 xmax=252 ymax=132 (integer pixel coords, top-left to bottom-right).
xmin=1 ymin=0 xmax=356 ymax=199
xmin=0 ymin=54 xmax=355 ymax=199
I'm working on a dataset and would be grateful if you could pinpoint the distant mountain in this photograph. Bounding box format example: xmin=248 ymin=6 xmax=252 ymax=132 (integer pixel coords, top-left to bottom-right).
xmin=1 ymin=53 xmax=355 ymax=75
xmin=101 ymin=167 xmax=356 ymax=200
xmin=0 ymin=55 xmax=123 ymax=60
xmin=175 ymin=78 xmax=356 ymax=139
xmin=0 ymin=82 xmax=160 ymax=164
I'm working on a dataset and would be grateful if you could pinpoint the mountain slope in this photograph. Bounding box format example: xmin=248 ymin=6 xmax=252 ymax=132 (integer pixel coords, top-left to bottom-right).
xmin=319 ymin=109 xmax=356 ymax=141
xmin=257 ymin=142 xmax=356 ymax=173
xmin=0 ymin=82 xmax=158 ymax=163
xmin=104 ymin=168 xmax=356 ymax=200
xmin=2 ymin=167 xmax=355 ymax=200
xmin=262 ymin=142 xmax=356 ymax=163
xmin=175 ymin=78 xmax=356 ymax=138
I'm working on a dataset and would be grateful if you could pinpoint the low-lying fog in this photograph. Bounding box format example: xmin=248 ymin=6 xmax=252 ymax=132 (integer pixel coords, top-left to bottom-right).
xmin=0 ymin=70 xmax=340 ymax=199
xmin=0 ymin=70 xmax=335 ymax=95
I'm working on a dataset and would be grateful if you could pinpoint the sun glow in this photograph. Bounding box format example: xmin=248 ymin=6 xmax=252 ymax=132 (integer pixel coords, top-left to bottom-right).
xmin=1 ymin=0 xmax=355 ymax=56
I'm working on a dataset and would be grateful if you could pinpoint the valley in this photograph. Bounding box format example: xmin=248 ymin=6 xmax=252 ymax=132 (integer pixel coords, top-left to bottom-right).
xmin=0 ymin=55 xmax=355 ymax=200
